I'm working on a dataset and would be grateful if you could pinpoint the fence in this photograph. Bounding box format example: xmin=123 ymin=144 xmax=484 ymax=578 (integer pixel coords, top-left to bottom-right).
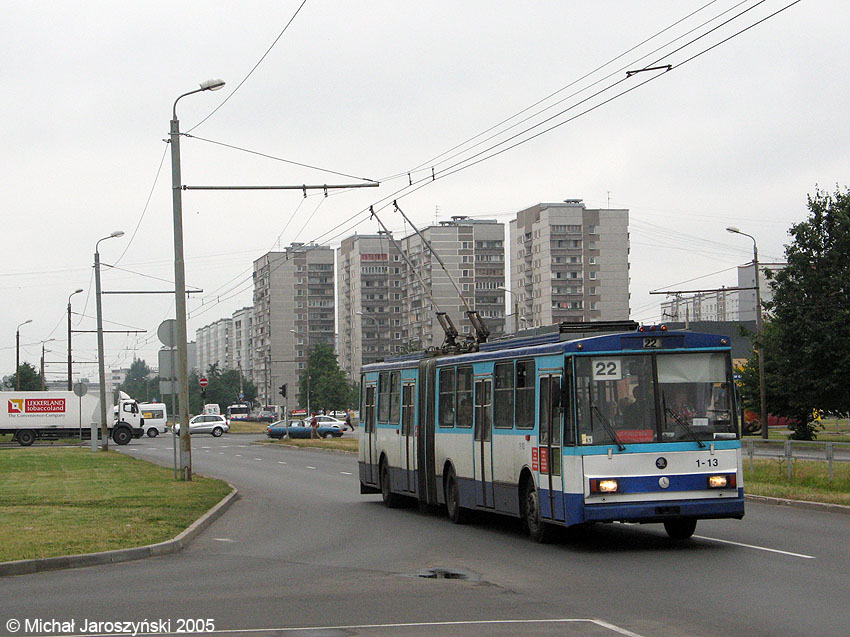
xmin=744 ymin=439 xmax=850 ymax=482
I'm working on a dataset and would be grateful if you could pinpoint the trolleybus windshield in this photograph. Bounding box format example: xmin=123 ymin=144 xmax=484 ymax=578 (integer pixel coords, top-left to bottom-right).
xmin=575 ymin=351 xmax=736 ymax=445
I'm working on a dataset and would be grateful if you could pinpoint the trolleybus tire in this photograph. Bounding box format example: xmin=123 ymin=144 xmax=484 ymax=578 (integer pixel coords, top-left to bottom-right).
xmin=444 ymin=468 xmax=468 ymax=524
xmin=380 ymin=459 xmax=401 ymax=508
xmin=17 ymin=430 xmax=36 ymax=447
xmin=664 ymin=518 xmax=697 ymax=540
xmin=522 ymin=481 xmax=554 ymax=543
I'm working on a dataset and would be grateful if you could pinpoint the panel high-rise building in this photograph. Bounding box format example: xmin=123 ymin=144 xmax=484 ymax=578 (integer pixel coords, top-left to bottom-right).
xmin=337 ymin=232 xmax=404 ymax=380
xmin=509 ymin=199 xmax=629 ymax=326
xmin=252 ymin=243 xmax=335 ymax=406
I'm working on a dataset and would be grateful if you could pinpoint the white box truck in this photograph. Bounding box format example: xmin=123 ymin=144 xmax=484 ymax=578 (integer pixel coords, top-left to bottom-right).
xmin=1 ymin=390 xmax=144 ymax=446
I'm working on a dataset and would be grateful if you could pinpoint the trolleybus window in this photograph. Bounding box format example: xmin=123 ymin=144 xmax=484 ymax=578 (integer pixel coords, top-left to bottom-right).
xmin=439 ymin=367 xmax=455 ymax=427
xmin=516 ymin=360 xmax=535 ymax=429
xmin=576 ymin=355 xmax=655 ymax=445
xmin=456 ymin=366 xmax=473 ymax=428
xmin=493 ymin=361 xmax=514 ymax=429
xmin=474 ymin=379 xmax=492 ymax=441
xmin=389 ymin=371 xmax=401 ymax=423
xmin=657 ymin=352 xmax=735 ymax=440
xmin=378 ymin=372 xmax=390 ymax=423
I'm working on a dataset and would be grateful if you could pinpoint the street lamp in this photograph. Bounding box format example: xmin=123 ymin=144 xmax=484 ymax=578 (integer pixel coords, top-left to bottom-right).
xmin=39 ymin=338 xmax=56 ymax=390
xmin=497 ymin=286 xmax=526 ymax=332
xmin=727 ymin=226 xmax=768 ymax=440
xmin=15 ymin=319 xmax=32 ymax=390
xmin=95 ymin=231 xmax=124 ymax=451
xmin=171 ymin=78 xmax=226 ymax=482
xmin=67 ymin=288 xmax=83 ymax=390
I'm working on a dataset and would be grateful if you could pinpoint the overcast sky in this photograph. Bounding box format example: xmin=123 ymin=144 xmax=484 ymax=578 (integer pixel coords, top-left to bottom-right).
xmin=2 ymin=1 xmax=847 ymax=385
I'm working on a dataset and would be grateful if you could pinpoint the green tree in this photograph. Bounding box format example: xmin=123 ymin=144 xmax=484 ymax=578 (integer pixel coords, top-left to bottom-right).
xmin=119 ymin=358 xmax=153 ymax=402
xmin=298 ymin=342 xmax=357 ymax=413
xmin=3 ymin=362 xmax=45 ymax=391
xmin=185 ymin=365 xmax=257 ymax=415
xmin=741 ymin=186 xmax=850 ymax=439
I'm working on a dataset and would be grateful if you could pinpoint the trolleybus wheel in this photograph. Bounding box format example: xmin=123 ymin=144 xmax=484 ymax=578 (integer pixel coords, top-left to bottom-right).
xmin=445 ymin=469 xmax=467 ymax=524
xmin=523 ymin=481 xmax=554 ymax=543
xmin=664 ymin=518 xmax=697 ymax=540
xmin=380 ymin=460 xmax=401 ymax=508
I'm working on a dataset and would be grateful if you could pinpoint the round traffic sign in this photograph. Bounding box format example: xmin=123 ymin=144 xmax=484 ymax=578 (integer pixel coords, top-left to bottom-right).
xmin=199 ymin=377 xmax=208 ymax=388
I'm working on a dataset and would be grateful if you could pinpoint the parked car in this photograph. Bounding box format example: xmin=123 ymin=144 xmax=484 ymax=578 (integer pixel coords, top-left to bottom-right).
xmin=266 ymin=419 xmax=343 ymax=440
xmin=311 ymin=414 xmax=352 ymax=431
xmin=173 ymin=414 xmax=230 ymax=437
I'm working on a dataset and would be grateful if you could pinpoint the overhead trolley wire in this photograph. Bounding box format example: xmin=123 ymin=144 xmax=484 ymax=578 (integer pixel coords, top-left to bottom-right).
xmin=187 ymin=0 xmax=310 ymax=134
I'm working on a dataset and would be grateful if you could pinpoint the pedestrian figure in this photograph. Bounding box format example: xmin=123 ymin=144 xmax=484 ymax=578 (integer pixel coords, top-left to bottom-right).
xmin=310 ymin=412 xmax=319 ymax=439
xmin=345 ymin=410 xmax=353 ymax=431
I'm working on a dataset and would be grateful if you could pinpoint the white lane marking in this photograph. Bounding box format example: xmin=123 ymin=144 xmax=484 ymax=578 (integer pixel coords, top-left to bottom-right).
xmin=254 ymin=458 xmax=262 ymax=461
xmin=694 ymin=535 xmax=815 ymax=559
xmin=340 ymin=471 xmax=353 ymax=475
xmin=201 ymin=446 xmax=211 ymax=449
xmin=307 ymin=466 xmax=316 ymax=470
xmin=278 ymin=461 xmax=286 ymax=465
xmin=219 ymin=452 xmax=224 ymax=455
xmin=213 ymin=538 xmax=235 ymax=542
xmin=235 ymin=454 xmax=242 ymax=457
xmin=145 ymin=618 xmax=644 ymax=636
xmin=237 ymin=445 xmax=248 ymax=448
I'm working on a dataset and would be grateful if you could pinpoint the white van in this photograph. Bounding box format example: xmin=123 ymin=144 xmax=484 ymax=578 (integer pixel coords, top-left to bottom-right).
xmin=203 ymin=403 xmax=221 ymax=416
xmin=139 ymin=402 xmax=168 ymax=437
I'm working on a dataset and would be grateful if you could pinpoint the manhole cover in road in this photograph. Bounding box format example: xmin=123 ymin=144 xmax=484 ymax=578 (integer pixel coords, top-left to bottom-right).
xmin=413 ymin=567 xmax=479 ymax=581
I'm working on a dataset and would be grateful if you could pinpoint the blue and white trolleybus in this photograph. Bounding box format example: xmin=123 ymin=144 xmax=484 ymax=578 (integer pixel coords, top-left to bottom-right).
xmin=358 ymin=322 xmax=744 ymax=541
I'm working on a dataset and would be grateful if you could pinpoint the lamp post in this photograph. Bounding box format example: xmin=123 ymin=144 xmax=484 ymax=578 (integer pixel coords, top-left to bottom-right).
xmin=15 ymin=319 xmax=32 ymax=390
xmin=497 ymin=286 xmax=525 ymax=332
xmin=39 ymin=339 xmax=56 ymax=390
xmin=171 ymin=78 xmax=226 ymax=481
xmin=95 ymin=231 xmax=125 ymax=451
xmin=67 ymin=288 xmax=83 ymax=390
xmin=727 ymin=226 xmax=768 ymax=440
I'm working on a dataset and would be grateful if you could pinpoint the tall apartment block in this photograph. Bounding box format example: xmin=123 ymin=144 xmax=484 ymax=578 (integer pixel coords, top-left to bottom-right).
xmin=252 ymin=244 xmax=335 ymax=406
xmin=402 ymin=216 xmax=506 ymax=350
xmin=337 ymin=232 xmax=404 ymax=380
xmin=510 ymin=200 xmax=629 ymax=326
xmin=231 ymin=306 xmax=254 ymax=378
xmin=195 ymin=317 xmax=232 ymax=375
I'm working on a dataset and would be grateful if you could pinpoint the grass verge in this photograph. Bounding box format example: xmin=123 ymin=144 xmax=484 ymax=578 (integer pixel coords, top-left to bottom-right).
xmin=227 ymin=420 xmax=272 ymax=434
xmin=743 ymin=458 xmax=850 ymax=506
xmin=0 ymin=448 xmax=231 ymax=563
xmin=264 ymin=437 xmax=358 ymax=453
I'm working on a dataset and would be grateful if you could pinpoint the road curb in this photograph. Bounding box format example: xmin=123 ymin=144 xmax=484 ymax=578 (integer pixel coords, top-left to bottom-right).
xmin=0 ymin=485 xmax=239 ymax=577
xmin=745 ymin=493 xmax=850 ymax=515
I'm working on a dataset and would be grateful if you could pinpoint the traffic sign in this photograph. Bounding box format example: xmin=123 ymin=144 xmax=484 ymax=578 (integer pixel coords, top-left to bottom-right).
xmin=199 ymin=376 xmax=208 ymax=388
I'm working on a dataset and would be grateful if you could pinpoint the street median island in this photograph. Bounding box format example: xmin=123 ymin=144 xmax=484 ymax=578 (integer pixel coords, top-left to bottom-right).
xmin=0 ymin=447 xmax=236 ymax=576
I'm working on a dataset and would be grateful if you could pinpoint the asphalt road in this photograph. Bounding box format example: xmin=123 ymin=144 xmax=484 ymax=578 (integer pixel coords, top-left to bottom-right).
xmin=1 ymin=433 xmax=849 ymax=637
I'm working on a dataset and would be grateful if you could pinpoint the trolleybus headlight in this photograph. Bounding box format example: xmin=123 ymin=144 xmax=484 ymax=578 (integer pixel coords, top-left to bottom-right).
xmin=708 ymin=474 xmax=736 ymax=489
xmin=590 ymin=478 xmax=619 ymax=493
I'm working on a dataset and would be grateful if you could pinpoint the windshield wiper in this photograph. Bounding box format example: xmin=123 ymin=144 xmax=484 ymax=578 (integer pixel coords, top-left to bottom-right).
xmin=662 ymin=393 xmax=706 ymax=448
xmin=590 ymin=400 xmax=625 ymax=451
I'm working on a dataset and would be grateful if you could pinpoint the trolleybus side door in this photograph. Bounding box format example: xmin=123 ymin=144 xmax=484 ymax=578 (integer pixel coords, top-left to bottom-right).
xmin=363 ymin=383 xmax=377 ymax=485
xmin=537 ymin=374 xmax=564 ymax=521
xmin=400 ymin=381 xmax=417 ymax=494
xmin=473 ymin=377 xmax=494 ymax=508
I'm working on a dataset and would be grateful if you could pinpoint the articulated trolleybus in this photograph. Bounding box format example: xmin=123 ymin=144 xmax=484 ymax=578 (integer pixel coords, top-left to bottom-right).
xmin=359 ymin=321 xmax=744 ymax=541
